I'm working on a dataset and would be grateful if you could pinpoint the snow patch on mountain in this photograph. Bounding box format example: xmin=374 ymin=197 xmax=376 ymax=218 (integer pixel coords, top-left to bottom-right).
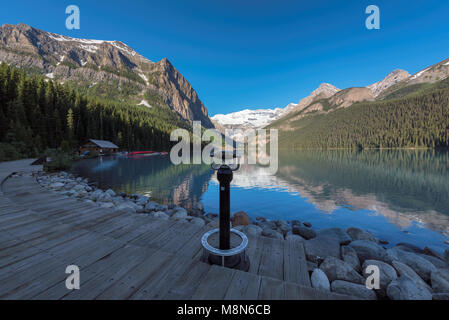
xmin=211 ymin=107 xmax=286 ymax=129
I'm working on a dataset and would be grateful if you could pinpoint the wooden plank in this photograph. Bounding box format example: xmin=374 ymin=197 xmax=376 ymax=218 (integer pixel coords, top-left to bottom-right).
xmin=247 ymin=236 xmax=264 ymax=275
xmin=95 ymin=251 xmax=173 ymax=299
xmin=0 ymin=229 xmax=94 ymax=273
xmin=158 ymin=222 xmax=201 ymax=254
xmin=129 ymin=255 xmax=199 ymax=300
xmin=191 ymin=265 xmax=235 ymax=300
xmin=86 ymin=214 xmax=136 ymax=235
xmin=108 ymin=219 xmax=166 ymax=243
xmin=257 ymin=237 xmax=284 ymax=280
xmin=128 ymin=220 xmax=176 ymax=246
xmin=283 ymin=240 xmax=311 ymax=287
xmin=162 ymin=261 xmax=211 ymax=300
xmin=3 ymin=237 xmax=125 ymax=299
xmin=224 ymin=270 xmax=261 ymax=300
xmin=258 ymin=276 xmax=285 ymax=300
xmin=176 ymin=226 xmax=209 ymax=259
xmin=63 ymin=247 xmax=159 ymax=300
xmin=41 ymin=245 xmax=155 ymax=300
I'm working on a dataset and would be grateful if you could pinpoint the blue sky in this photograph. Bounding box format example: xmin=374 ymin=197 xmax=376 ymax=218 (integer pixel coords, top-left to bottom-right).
xmin=1 ymin=0 xmax=449 ymax=115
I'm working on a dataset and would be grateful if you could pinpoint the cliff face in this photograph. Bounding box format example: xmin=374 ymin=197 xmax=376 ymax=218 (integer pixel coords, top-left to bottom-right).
xmin=153 ymin=58 xmax=213 ymax=127
xmin=0 ymin=23 xmax=214 ymax=127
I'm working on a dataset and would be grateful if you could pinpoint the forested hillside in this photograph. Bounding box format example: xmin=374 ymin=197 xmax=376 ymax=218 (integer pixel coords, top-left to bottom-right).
xmin=269 ymin=78 xmax=449 ymax=149
xmin=0 ymin=63 xmax=189 ymax=161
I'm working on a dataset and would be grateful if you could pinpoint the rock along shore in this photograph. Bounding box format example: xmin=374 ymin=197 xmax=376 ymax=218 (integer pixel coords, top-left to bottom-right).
xmin=28 ymin=170 xmax=449 ymax=300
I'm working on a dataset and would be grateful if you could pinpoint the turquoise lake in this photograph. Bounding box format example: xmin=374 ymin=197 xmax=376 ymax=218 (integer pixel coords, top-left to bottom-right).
xmin=71 ymin=149 xmax=449 ymax=252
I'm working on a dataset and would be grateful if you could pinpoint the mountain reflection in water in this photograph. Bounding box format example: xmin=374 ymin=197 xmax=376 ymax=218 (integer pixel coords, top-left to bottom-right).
xmin=71 ymin=150 xmax=449 ymax=252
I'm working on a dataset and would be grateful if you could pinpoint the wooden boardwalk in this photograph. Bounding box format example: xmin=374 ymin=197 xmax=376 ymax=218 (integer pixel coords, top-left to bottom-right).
xmin=0 ymin=160 xmax=354 ymax=300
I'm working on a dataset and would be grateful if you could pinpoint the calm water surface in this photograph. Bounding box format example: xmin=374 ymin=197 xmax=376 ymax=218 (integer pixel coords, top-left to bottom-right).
xmin=71 ymin=150 xmax=449 ymax=252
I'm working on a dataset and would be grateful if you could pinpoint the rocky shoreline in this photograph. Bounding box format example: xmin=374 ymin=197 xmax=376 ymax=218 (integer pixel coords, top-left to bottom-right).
xmin=32 ymin=170 xmax=449 ymax=300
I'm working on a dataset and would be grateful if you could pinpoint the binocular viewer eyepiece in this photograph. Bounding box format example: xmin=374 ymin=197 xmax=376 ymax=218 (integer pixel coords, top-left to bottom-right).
xmin=210 ymin=149 xmax=241 ymax=171
xmin=209 ymin=149 xmax=239 ymax=161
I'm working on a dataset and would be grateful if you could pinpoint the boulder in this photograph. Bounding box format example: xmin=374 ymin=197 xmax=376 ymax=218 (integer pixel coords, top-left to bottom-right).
xmin=311 ymin=268 xmax=330 ymax=292
xmin=445 ymin=250 xmax=449 ymax=264
xmin=188 ymin=209 xmax=203 ymax=218
xmin=151 ymin=211 xmax=169 ymax=220
xmin=50 ymin=182 xmax=64 ymax=190
xmin=144 ymin=201 xmax=159 ymax=212
xmin=362 ymin=260 xmax=397 ymax=297
xmin=391 ymin=260 xmax=432 ymax=293
xmin=73 ymin=184 xmax=86 ymax=192
xmin=244 ymin=224 xmax=263 ymax=237
xmin=341 ymin=245 xmax=361 ymax=273
xmin=317 ymin=228 xmax=351 ymax=245
xmin=90 ymin=189 xmax=103 ymax=200
xmin=387 ymin=247 xmax=437 ymax=282
xmin=171 ymin=210 xmax=188 ymax=221
xmin=98 ymin=193 xmax=112 ymax=202
xmin=256 ymin=220 xmax=277 ymax=230
xmin=116 ymin=203 xmax=137 ymax=213
xmin=292 ymin=226 xmax=316 ymax=240
xmin=105 ymin=189 xmax=116 ymax=197
xmin=418 ymin=254 xmax=448 ymax=269
xmin=395 ymin=242 xmax=424 ymax=254
xmin=276 ymin=220 xmax=291 ymax=236
xmin=261 ymin=228 xmax=284 ymax=240
xmin=431 ymin=269 xmax=449 ymax=293
xmin=99 ymin=202 xmax=114 ymax=209
xmin=232 ymin=211 xmax=250 ymax=226
xmin=291 ymin=220 xmax=301 ymax=227
xmin=331 ymin=280 xmax=377 ymax=300
xmin=255 ymin=216 xmax=266 ymax=222
xmin=424 ymin=246 xmax=445 ymax=261
xmin=135 ymin=196 xmax=150 ymax=206
xmin=320 ymin=256 xmax=365 ymax=284
xmin=387 ymin=276 xmax=432 ymax=300
xmin=349 ymin=240 xmax=390 ymax=263
xmin=302 ymin=222 xmax=312 ymax=228
xmin=304 ymin=235 xmax=340 ymax=263
xmin=155 ymin=204 xmax=168 ymax=212
xmin=346 ymin=227 xmax=377 ymax=242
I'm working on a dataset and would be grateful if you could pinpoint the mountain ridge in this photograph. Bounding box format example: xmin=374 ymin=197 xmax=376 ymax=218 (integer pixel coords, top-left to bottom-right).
xmin=0 ymin=23 xmax=214 ymax=128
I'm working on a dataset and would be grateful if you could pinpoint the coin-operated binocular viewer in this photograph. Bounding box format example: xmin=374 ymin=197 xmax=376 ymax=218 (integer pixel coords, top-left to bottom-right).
xmin=200 ymin=149 xmax=249 ymax=271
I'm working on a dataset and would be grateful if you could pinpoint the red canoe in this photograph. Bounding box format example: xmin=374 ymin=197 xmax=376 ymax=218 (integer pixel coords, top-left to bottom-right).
xmin=127 ymin=151 xmax=156 ymax=156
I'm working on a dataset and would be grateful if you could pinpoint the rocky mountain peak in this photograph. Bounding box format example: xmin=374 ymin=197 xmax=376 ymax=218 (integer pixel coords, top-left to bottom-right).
xmin=0 ymin=23 xmax=214 ymax=127
xmin=368 ymin=69 xmax=410 ymax=97
xmin=313 ymin=82 xmax=340 ymax=96
xmin=286 ymin=82 xmax=340 ymax=114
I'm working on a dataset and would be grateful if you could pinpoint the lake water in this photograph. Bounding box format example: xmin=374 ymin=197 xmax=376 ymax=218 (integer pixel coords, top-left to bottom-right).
xmin=71 ymin=149 xmax=449 ymax=252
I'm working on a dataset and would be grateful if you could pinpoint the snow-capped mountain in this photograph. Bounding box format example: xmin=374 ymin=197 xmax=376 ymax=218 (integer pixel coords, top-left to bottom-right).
xmin=211 ymin=83 xmax=341 ymax=138
xmin=212 ymin=108 xmax=286 ymax=129
xmin=211 ymin=107 xmax=288 ymax=141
